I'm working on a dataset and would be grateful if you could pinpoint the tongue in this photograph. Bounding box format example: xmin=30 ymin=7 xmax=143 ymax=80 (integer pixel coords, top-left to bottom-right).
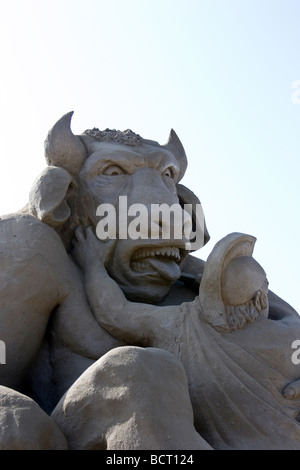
xmin=146 ymin=257 xmax=181 ymax=282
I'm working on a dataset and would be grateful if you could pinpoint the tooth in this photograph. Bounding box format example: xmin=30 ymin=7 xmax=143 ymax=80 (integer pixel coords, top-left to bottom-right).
xmin=132 ymin=261 xmax=143 ymax=272
xmin=133 ymin=251 xmax=141 ymax=261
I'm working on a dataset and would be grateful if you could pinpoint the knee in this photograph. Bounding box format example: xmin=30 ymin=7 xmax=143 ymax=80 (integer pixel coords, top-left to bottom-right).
xmin=51 ymin=346 xmax=211 ymax=450
xmin=0 ymin=386 xmax=68 ymax=450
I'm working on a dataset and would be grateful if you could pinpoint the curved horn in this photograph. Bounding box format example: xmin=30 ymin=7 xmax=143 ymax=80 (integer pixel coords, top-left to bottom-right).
xmin=44 ymin=111 xmax=87 ymax=176
xmin=162 ymin=129 xmax=187 ymax=182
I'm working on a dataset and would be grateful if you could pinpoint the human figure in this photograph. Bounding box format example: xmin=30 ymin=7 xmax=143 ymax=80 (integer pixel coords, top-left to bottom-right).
xmin=71 ymin=226 xmax=300 ymax=450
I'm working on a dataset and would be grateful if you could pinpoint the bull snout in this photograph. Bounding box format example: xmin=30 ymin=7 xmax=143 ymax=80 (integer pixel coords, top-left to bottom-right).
xmin=128 ymin=167 xmax=177 ymax=203
xmin=125 ymin=167 xmax=190 ymax=243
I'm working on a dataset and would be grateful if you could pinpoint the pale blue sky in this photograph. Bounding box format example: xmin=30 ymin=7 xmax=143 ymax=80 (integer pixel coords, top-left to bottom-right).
xmin=0 ymin=0 xmax=299 ymax=312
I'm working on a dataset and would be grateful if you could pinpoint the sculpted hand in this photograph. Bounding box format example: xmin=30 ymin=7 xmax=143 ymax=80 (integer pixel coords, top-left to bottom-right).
xmin=282 ymin=379 xmax=300 ymax=401
xmin=72 ymin=226 xmax=116 ymax=271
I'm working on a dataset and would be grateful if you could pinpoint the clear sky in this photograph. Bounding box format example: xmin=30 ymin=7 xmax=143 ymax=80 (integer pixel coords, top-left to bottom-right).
xmin=0 ymin=0 xmax=299 ymax=312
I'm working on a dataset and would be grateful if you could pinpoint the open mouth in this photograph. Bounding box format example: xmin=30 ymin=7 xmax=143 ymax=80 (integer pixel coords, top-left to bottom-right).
xmin=130 ymin=246 xmax=183 ymax=282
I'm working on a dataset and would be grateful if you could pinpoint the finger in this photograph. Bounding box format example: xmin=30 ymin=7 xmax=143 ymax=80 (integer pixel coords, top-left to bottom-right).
xmin=75 ymin=226 xmax=85 ymax=242
xmin=86 ymin=226 xmax=96 ymax=239
xmin=283 ymin=379 xmax=300 ymax=399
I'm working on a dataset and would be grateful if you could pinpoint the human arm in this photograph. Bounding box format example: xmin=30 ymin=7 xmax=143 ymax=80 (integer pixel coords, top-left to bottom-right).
xmin=71 ymin=227 xmax=181 ymax=347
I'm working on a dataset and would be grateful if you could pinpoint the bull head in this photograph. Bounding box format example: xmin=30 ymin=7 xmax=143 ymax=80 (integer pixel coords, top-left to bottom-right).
xmin=31 ymin=112 xmax=209 ymax=252
xmin=44 ymin=111 xmax=188 ymax=181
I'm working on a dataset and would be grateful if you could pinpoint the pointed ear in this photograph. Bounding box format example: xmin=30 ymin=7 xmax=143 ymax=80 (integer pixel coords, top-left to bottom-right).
xmin=176 ymin=183 xmax=210 ymax=250
xmin=29 ymin=166 xmax=73 ymax=227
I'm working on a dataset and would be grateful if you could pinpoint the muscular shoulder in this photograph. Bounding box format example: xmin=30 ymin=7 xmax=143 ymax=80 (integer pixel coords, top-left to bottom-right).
xmin=0 ymin=213 xmax=68 ymax=260
xmin=0 ymin=213 xmax=73 ymax=294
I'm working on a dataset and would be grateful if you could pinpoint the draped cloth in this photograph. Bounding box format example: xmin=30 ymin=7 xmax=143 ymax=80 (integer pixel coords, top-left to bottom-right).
xmin=176 ymin=304 xmax=300 ymax=450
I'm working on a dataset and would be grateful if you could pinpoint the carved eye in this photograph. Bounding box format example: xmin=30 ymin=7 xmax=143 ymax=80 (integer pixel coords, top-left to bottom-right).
xmin=162 ymin=167 xmax=175 ymax=179
xmin=102 ymin=165 xmax=126 ymax=176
